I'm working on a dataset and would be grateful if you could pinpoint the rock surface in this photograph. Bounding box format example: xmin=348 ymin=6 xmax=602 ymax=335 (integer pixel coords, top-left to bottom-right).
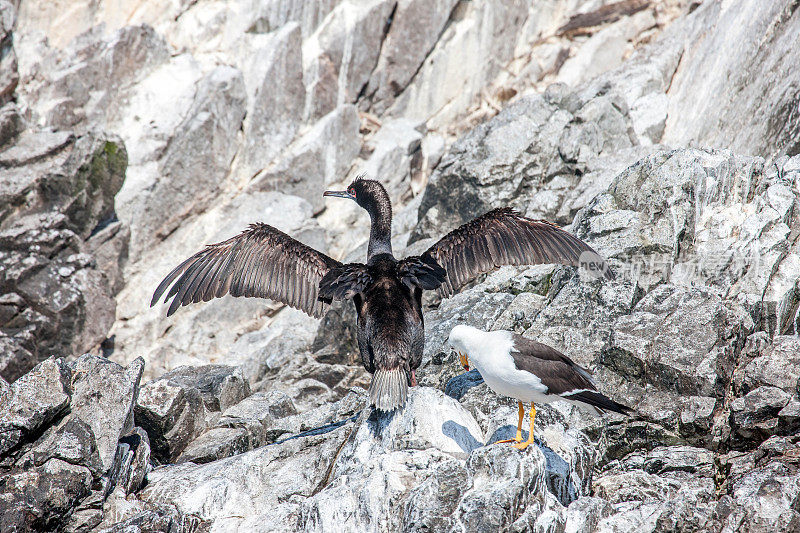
xmin=0 ymin=127 xmax=128 ymax=380
xmin=2 ymin=0 xmax=800 ymax=531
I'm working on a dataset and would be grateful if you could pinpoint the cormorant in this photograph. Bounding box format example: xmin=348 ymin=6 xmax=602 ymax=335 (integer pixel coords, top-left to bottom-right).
xmin=151 ymin=178 xmax=614 ymax=411
xmin=448 ymin=325 xmax=631 ymax=450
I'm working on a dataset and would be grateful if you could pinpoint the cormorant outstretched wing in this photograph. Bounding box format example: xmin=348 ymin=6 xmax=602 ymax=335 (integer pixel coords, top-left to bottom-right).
xmin=319 ymin=263 xmax=372 ymax=300
xmin=421 ymin=207 xmax=614 ymax=298
xmin=397 ymin=254 xmax=447 ymax=290
xmin=151 ymin=223 xmax=341 ymax=318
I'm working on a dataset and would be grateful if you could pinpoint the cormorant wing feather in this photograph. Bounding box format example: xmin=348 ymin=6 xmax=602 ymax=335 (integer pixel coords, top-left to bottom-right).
xmin=150 ymin=223 xmax=341 ymax=318
xmin=318 ymin=263 xmax=372 ymax=300
xmin=397 ymin=254 xmax=447 ymax=291
xmin=421 ymin=207 xmax=615 ymax=298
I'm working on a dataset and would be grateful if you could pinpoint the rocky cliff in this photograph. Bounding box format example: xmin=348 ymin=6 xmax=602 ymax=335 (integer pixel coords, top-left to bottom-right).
xmin=1 ymin=0 xmax=799 ymax=531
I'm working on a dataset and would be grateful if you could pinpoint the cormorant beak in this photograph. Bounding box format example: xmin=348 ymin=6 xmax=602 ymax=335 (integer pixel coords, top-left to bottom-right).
xmin=323 ymin=190 xmax=356 ymax=201
xmin=459 ymin=352 xmax=470 ymax=372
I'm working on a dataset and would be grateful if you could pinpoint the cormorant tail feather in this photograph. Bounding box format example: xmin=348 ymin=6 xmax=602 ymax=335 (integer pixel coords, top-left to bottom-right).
xmin=370 ymin=368 xmax=408 ymax=412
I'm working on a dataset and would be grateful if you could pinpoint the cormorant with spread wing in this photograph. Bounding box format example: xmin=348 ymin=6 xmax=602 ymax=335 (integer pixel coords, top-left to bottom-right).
xmin=151 ymin=178 xmax=614 ymax=411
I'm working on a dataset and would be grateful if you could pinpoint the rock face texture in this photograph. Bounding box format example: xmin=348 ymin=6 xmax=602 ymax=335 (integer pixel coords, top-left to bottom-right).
xmin=2 ymin=0 xmax=800 ymax=531
xmin=0 ymin=125 xmax=128 ymax=381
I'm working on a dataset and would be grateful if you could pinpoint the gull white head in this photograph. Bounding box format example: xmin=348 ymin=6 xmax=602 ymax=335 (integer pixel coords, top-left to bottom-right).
xmin=448 ymin=324 xmax=475 ymax=370
xmin=448 ymin=324 xmax=506 ymax=371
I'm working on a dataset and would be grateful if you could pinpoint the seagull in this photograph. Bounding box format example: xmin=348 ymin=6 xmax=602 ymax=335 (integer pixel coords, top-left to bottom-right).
xmin=151 ymin=178 xmax=614 ymax=411
xmin=448 ymin=324 xmax=631 ymax=449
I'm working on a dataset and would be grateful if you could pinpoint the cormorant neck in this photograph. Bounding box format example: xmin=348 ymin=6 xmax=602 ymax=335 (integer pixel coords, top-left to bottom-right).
xmin=365 ymin=195 xmax=393 ymax=260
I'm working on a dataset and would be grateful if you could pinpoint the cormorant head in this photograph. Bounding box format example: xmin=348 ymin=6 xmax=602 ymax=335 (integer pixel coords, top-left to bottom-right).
xmin=324 ymin=178 xmax=391 ymax=223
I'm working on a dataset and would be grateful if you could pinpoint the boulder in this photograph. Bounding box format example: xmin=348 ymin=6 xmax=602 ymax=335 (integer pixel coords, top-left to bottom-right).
xmin=0 ymin=357 xmax=71 ymax=456
xmin=135 ymin=365 xmax=248 ymax=463
xmin=0 ymin=458 xmax=93 ymax=532
xmin=68 ymin=354 xmax=145 ymax=473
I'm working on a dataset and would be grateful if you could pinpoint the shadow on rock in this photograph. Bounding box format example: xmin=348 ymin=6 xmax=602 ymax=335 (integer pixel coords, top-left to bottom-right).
xmin=274 ymin=414 xmax=360 ymax=445
xmin=444 ymin=370 xmax=484 ymax=400
xmin=367 ymin=407 xmax=399 ymax=437
xmin=441 ymin=420 xmax=484 ymax=453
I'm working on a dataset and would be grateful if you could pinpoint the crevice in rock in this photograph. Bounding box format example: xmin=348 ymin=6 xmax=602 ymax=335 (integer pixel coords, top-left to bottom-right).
xmin=387 ymin=0 xmax=463 ymax=103
xmin=356 ymin=1 xmax=398 ymax=105
xmin=311 ymin=408 xmax=367 ymax=496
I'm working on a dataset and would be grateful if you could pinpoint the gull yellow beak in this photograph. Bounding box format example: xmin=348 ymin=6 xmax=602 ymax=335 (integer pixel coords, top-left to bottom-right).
xmin=459 ymin=352 xmax=470 ymax=371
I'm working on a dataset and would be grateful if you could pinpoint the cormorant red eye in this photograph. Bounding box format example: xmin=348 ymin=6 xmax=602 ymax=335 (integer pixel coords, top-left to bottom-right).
xmin=348 ymin=188 xmax=356 ymax=198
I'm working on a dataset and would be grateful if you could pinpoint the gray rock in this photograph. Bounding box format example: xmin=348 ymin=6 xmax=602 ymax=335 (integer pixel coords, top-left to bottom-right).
xmin=593 ymin=445 xmax=718 ymax=531
xmin=363 ymin=0 xmax=460 ymax=114
xmin=0 ymin=129 xmax=127 ymax=378
xmin=0 ymin=357 xmax=71 ymax=456
xmin=387 ymin=0 xmax=528 ymax=126
xmin=731 ymin=386 xmax=792 ymax=444
xmin=302 ymin=0 xmax=395 ymax=120
xmin=564 ymin=497 xmax=612 ymax=533
xmin=0 ymin=102 xmax=24 ymax=148
xmin=213 ymin=390 xmax=298 ymax=447
xmin=0 ymin=1 xmax=18 ymax=105
xmin=236 ymin=22 xmax=305 ymax=179
xmin=134 ymin=373 xmax=206 ymax=464
xmin=249 ymin=104 xmax=360 ymax=211
xmin=67 ymin=355 xmax=144 ymax=473
xmin=135 ymin=364 xmax=248 ymax=463
xmin=719 ymin=451 xmax=800 ymax=532
xmin=116 ymin=65 xmax=247 ymax=256
xmin=158 ymin=365 xmax=250 ymax=414
xmin=0 ymin=336 xmax=36 ymax=384
xmin=662 ymin=0 xmax=800 ymax=157
xmin=21 ymin=416 xmax=103 ymax=476
xmin=0 ymin=458 xmax=93 ymax=532
xmin=359 ymin=118 xmax=424 ymax=202
xmin=738 ymin=335 xmax=800 ymax=395
xmin=176 ymin=427 xmax=251 ymax=464
xmin=106 ymin=427 xmax=151 ymax=497
xmin=96 ymin=501 xmax=208 ymax=533
xmin=19 ymin=24 xmax=170 ymax=129
xmin=239 ymin=0 xmax=339 ymax=39
xmin=141 ymin=412 xmax=355 ymax=530
xmin=86 ymin=220 xmax=130 ymax=296
xmin=612 ymin=284 xmax=749 ymax=398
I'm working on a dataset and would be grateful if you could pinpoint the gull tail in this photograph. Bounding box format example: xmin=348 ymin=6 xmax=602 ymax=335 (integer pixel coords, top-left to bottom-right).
xmin=369 ymin=368 xmax=408 ymax=412
xmin=562 ymin=389 xmax=633 ymax=416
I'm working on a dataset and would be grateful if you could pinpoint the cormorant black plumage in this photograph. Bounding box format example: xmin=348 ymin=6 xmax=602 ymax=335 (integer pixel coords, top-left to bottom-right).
xmin=151 ymin=178 xmax=615 ymax=411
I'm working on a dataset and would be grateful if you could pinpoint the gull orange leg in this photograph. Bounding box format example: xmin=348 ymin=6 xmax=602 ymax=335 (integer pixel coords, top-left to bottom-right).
xmin=496 ymin=401 xmax=524 ymax=444
xmin=513 ymin=403 xmax=536 ymax=450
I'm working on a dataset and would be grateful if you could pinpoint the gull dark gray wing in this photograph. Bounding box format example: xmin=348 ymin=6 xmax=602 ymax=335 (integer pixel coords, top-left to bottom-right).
xmin=421 ymin=207 xmax=614 ymax=298
xmin=151 ymin=223 xmax=341 ymax=318
xmin=318 ymin=263 xmax=372 ymax=300
xmin=510 ymin=334 xmax=631 ymax=415
xmin=397 ymin=254 xmax=447 ymax=291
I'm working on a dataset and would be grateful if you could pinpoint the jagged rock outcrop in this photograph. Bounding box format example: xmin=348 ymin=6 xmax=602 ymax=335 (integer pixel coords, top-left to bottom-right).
xmin=0 ymin=126 xmax=128 ymax=381
xmin=0 ymin=355 xmax=146 ymax=531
